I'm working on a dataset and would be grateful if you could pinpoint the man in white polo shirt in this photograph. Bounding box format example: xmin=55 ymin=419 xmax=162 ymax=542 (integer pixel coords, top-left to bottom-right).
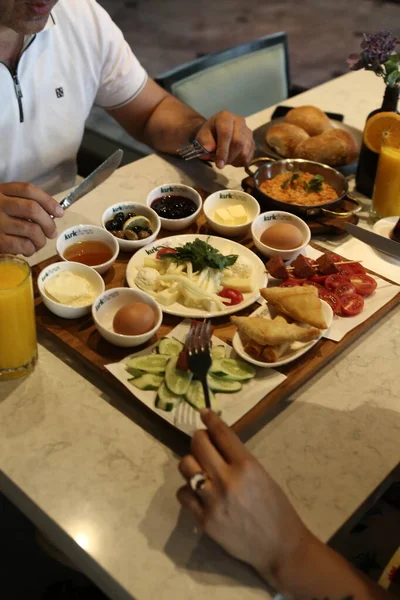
xmin=0 ymin=0 xmax=255 ymax=257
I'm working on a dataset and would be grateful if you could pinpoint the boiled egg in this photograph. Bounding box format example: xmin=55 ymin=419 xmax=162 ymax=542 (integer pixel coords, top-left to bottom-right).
xmin=113 ymin=302 xmax=155 ymax=336
xmin=260 ymin=223 xmax=303 ymax=250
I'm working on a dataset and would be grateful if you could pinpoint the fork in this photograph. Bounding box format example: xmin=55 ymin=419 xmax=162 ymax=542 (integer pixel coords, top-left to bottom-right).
xmin=186 ymin=320 xmax=212 ymax=409
xmin=177 ymin=140 xmax=209 ymax=161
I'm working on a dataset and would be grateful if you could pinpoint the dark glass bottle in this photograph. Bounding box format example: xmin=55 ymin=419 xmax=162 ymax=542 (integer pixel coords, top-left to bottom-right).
xmin=355 ymin=85 xmax=399 ymax=198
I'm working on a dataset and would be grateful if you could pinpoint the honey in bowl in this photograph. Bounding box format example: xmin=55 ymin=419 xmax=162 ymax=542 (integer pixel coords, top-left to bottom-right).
xmin=63 ymin=240 xmax=114 ymax=266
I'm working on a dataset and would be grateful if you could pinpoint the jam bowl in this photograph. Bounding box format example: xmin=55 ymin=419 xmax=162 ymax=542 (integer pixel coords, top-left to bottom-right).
xmin=146 ymin=183 xmax=202 ymax=231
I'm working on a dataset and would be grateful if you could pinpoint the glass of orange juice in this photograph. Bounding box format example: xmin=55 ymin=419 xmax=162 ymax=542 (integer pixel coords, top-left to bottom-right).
xmin=0 ymin=255 xmax=37 ymax=380
xmin=372 ymin=141 xmax=400 ymax=219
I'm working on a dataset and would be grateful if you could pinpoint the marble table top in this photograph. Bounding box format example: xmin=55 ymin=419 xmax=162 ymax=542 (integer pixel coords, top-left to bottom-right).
xmin=1 ymin=70 xmax=399 ymax=600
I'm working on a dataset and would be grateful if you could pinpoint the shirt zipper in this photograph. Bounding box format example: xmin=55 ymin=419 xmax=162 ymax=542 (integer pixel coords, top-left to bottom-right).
xmin=0 ymin=34 xmax=36 ymax=124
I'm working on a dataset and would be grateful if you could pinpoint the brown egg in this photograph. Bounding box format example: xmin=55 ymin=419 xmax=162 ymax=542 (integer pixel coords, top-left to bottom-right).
xmin=113 ymin=302 xmax=155 ymax=336
xmin=260 ymin=223 xmax=303 ymax=250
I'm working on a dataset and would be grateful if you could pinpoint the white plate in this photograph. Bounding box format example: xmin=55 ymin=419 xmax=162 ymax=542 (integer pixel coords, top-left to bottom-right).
xmin=126 ymin=234 xmax=268 ymax=318
xmin=372 ymin=216 xmax=398 ymax=240
xmin=232 ymin=300 xmax=333 ymax=367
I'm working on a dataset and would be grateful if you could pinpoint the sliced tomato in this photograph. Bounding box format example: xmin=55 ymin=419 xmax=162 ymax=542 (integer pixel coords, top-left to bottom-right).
xmin=336 ymin=282 xmax=356 ymax=298
xmin=306 ymin=280 xmax=325 ymax=292
xmin=347 ymin=262 xmax=366 ymax=276
xmin=310 ymin=274 xmax=328 ymax=285
xmin=218 ymin=288 xmax=244 ymax=305
xmin=328 ymin=253 xmax=343 ymax=263
xmin=325 ymin=274 xmax=349 ymax=292
xmin=337 ymin=265 xmax=354 ymax=278
xmin=349 ymin=274 xmax=377 ymax=297
xmin=340 ymin=293 xmax=365 ymax=316
xmin=319 ymin=289 xmax=341 ymax=314
xmin=156 ymin=247 xmax=178 ymax=259
xmin=279 ymin=279 xmax=307 ymax=287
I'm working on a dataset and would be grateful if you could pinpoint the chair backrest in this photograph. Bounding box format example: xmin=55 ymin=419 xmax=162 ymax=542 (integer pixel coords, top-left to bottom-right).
xmin=155 ymin=33 xmax=290 ymax=119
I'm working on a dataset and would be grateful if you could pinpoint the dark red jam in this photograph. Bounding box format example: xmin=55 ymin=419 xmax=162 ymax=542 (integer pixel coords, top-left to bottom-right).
xmin=151 ymin=195 xmax=197 ymax=220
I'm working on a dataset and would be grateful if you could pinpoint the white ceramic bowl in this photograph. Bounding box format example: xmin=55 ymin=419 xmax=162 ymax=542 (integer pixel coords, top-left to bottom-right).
xmin=56 ymin=224 xmax=119 ymax=275
xmin=146 ymin=183 xmax=202 ymax=231
xmin=92 ymin=288 xmax=163 ymax=348
xmin=251 ymin=211 xmax=311 ymax=261
xmin=101 ymin=202 xmax=161 ymax=253
xmin=37 ymin=261 xmax=105 ymax=319
xmin=203 ymin=189 xmax=260 ymax=237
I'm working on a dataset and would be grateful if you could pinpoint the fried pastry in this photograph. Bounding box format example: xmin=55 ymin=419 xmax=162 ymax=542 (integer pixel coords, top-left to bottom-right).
xmin=260 ymin=285 xmax=327 ymax=330
xmin=231 ymin=315 xmax=320 ymax=346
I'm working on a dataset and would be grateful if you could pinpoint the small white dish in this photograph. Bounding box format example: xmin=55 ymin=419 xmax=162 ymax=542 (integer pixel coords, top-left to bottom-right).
xmin=92 ymin=287 xmax=162 ymax=348
xmin=101 ymin=202 xmax=161 ymax=252
xmin=146 ymin=183 xmax=202 ymax=231
xmin=232 ymin=300 xmax=333 ymax=367
xmin=251 ymin=210 xmax=311 ymax=261
xmin=56 ymin=224 xmax=119 ymax=275
xmin=372 ymin=216 xmax=399 ymax=241
xmin=37 ymin=261 xmax=105 ymax=319
xmin=203 ymin=189 xmax=260 ymax=237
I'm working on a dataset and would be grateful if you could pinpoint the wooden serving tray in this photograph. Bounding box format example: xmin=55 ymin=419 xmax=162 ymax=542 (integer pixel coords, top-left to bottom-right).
xmin=32 ymin=214 xmax=399 ymax=440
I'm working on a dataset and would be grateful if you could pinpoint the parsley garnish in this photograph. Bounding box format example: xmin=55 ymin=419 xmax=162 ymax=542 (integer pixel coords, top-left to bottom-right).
xmin=281 ymin=173 xmax=300 ymax=189
xmin=303 ymin=174 xmax=324 ymax=193
xmin=159 ymin=238 xmax=238 ymax=272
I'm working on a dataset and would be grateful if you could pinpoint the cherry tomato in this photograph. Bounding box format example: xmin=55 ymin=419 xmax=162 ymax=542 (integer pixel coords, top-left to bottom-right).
xmin=279 ymin=279 xmax=307 ymax=287
xmin=349 ymin=274 xmax=377 ymax=297
xmin=336 ymin=282 xmax=356 ymax=298
xmin=306 ymin=280 xmax=325 ymax=292
xmin=325 ymin=274 xmax=349 ymax=292
xmin=310 ymin=274 xmax=328 ymax=285
xmin=328 ymin=253 xmax=342 ymax=263
xmin=337 ymin=265 xmax=354 ymax=278
xmin=319 ymin=289 xmax=341 ymax=314
xmin=340 ymin=293 xmax=365 ymax=316
xmin=218 ymin=288 xmax=244 ymax=305
xmin=156 ymin=247 xmax=178 ymax=259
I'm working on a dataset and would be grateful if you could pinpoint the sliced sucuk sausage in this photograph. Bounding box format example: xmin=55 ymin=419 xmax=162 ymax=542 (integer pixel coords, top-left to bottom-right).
xmin=291 ymin=254 xmax=315 ymax=279
xmin=316 ymin=253 xmax=339 ymax=275
xmin=265 ymin=256 xmax=289 ymax=280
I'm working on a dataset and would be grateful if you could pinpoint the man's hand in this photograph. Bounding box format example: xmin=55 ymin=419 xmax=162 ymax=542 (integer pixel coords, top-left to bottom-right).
xmin=177 ymin=409 xmax=310 ymax=586
xmin=195 ymin=111 xmax=255 ymax=169
xmin=0 ymin=183 xmax=64 ymax=257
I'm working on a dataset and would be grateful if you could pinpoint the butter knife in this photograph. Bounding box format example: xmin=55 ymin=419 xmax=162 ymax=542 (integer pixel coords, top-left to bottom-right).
xmin=59 ymin=149 xmax=123 ymax=210
xmin=344 ymin=222 xmax=400 ymax=258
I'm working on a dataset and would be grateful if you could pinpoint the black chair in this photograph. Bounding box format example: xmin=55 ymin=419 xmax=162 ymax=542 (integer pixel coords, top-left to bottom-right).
xmin=155 ymin=32 xmax=293 ymax=118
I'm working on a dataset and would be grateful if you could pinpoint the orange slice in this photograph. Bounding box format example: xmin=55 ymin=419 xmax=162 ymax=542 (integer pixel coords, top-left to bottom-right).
xmin=363 ymin=112 xmax=400 ymax=153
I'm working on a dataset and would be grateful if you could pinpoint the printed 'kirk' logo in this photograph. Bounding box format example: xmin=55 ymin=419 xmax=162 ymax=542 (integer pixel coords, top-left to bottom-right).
xmin=55 ymin=87 xmax=64 ymax=98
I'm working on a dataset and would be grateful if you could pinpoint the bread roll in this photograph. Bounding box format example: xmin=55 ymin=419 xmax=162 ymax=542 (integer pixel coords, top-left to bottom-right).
xmin=266 ymin=123 xmax=310 ymax=157
xmin=295 ymin=127 xmax=357 ymax=166
xmin=285 ymin=106 xmax=332 ymax=137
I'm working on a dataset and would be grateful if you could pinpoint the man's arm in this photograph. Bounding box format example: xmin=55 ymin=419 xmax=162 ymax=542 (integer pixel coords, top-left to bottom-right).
xmin=107 ymin=78 xmax=254 ymax=169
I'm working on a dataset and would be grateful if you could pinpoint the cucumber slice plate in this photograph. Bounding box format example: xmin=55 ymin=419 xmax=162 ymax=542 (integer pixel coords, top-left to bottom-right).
xmin=157 ymin=337 xmax=184 ymax=356
xmin=211 ymin=345 xmax=226 ymax=360
xmin=207 ymin=374 xmax=242 ymax=393
xmin=129 ymin=373 xmax=164 ymax=391
xmin=165 ymin=356 xmax=193 ymax=395
xmin=185 ymin=381 xmax=217 ymax=412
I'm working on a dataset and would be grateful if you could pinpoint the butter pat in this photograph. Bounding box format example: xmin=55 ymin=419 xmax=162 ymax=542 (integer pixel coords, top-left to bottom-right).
xmin=45 ymin=272 xmax=97 ymax=307
xmin=212 ymin=204 xmax=248 ymax=226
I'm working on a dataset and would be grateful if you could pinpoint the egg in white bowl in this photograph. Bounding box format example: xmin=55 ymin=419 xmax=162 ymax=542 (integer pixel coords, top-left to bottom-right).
xmin=251 ymin=211 xmax=311 ymax=261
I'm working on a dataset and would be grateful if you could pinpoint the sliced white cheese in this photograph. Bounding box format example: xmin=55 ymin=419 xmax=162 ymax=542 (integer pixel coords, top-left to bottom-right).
xmin=45 ymin=272 xmax=97 ymax=307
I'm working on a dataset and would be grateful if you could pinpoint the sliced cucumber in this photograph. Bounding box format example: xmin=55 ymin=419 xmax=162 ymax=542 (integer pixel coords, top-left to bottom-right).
xmin=185 ymin=381 xmax=217 ymax=412
xmin=210 ymin=358 xmax=256 ymax=380
xmin=126 ymin=354 xmax=169 ymax=374
xmin=165 ymin=356 xmax=192 ymax=396
xmin=158 ymin=337 xmax=184 ymax=356
xmin=125 ymin=367 xmax=144 ymax=379
xmin=156 ymin=382 xmax=182 ymax=412
xmin=211 ymin=345 xmax=226 ymax=360
xmin=207 ymin=374 xmax=242 ymax=393
xmin=129 ymin=373 xmax=163 ymax=391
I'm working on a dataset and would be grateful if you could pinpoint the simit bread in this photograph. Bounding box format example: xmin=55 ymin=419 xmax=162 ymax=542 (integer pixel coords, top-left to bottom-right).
xmin=266 ymin=123 xmax=310 ymax=158
xmin=285 ymin=106 xmax=332 ymax=137
xmin=295 ymin=128 xmax=358 ymax=166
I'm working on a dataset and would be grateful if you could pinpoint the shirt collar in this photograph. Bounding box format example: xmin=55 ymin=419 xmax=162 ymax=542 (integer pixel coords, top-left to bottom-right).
xmin=43 ymin=12 xmax=56 ymax=31
xmin=23 ymin=12 xmax=55 ymax=48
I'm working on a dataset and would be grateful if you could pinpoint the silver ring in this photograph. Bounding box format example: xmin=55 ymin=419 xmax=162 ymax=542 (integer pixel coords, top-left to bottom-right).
xmin=189 ymin=472 xmax=208 ymax=494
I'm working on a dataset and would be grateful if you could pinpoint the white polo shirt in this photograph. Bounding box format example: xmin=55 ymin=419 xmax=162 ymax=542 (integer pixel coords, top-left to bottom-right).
xmin=0 ymin=0 xmax=148 ymax=195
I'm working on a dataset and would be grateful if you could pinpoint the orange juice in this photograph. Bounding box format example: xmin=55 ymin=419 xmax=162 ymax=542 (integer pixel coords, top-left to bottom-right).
xmin=0 ymin=256 xmax=37 ymax=380
xmin=372 ymin=145 xmax=400 ymax=218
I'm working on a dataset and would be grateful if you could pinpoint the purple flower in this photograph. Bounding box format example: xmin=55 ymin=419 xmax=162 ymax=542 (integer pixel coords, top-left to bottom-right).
xmin=361 ymin=30 xmax=400 ymax=65
xmin=347 ymin=30 xmax=400 ymax=85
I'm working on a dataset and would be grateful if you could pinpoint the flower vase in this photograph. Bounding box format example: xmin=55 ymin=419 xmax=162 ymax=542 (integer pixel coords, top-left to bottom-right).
xmin=356 ymin=85 xmax=399 ymax=198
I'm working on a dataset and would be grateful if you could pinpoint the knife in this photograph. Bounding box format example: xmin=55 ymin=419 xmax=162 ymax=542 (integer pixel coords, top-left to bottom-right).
xmin=59 ymin=149 xmax=123 ymax=210
xmin=344 ymin=222 xmax=400 ymax=258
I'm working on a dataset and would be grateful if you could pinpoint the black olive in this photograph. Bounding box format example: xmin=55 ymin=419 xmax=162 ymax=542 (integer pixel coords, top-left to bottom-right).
xmin=115 ymin=212 xmax=125 ymax=221
xmin=106 ymin=219 xmax=119 ymax=231
xmin=144 ymin=228 xmax=153 ymax=235
xmin=132 ymin=226 xmax=142 ymax=234
xmin=126 ymin=212 xmax=136 ymax=219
